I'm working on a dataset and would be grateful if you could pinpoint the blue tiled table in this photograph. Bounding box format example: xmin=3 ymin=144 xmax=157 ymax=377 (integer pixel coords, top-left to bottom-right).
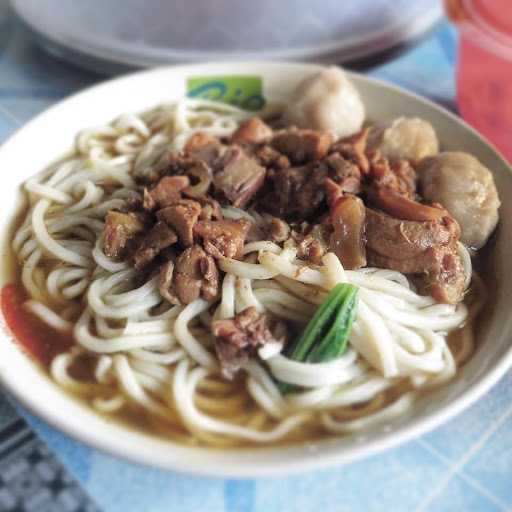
xmin=0 ymin=4 xmax=511 ymax=511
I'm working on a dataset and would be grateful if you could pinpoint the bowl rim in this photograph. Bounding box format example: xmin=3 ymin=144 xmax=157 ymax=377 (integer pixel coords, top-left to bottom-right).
xmin=1 ymin=61 xmax=512 ymax=477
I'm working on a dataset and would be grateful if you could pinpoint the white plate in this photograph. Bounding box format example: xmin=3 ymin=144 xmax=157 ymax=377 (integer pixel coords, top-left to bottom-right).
xmin=0 ymin=62 xmax=511 ymax=477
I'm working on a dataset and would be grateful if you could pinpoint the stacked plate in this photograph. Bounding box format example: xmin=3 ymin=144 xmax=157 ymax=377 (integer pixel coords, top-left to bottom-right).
xmin=12 ymin=0 xmax=443 ymax=73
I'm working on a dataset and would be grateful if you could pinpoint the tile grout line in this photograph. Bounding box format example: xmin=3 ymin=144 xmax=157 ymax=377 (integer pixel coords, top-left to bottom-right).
xmin=416 ymin=438 xmax=511 ymax=511
xmin=0 ymin=102 xmax=22 ymax=126
xmin=414 ymin=401 xmax=512 ymax=512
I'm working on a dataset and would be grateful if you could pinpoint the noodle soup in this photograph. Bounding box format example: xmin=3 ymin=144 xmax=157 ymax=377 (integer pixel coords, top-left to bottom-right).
xmin=1 ymin=67 xmax=498 ymax=449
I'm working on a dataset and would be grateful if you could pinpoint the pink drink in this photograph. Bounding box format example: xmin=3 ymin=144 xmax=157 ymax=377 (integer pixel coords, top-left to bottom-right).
xmin=447 ymin=0 xmax=512 ymax=162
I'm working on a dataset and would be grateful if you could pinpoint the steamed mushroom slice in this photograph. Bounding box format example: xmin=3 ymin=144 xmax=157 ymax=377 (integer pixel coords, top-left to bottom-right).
xmin=370 ymin=187 xmax=448 ymax=222
xmin=183 ymin=161 xmax=212 ymax=198
xmin=330 ymin=195 xmax=367 ymax=269
xmin=282 ymin=66 xmax=365 ymax=138
xmin=368 ymin=117 xmax=439 ymax=163
xmin=417 ymin=152 xmax=500 ymax=249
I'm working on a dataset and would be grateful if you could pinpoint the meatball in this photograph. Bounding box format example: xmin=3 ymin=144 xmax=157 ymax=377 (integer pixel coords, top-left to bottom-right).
xmin=368 ymin=117 xmax=439 ymax=163
xmin=418 ymin=152 xmax=500 ymax=249
xmin=282 ymin=67 xmax=365 ymax=138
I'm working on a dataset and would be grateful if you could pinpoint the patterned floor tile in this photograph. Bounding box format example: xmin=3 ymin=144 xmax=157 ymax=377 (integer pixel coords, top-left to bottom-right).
xmin=461 ymin=410 xmax=512 ymax=508
xmin=0 ymin=417 xmax=101 ymax=512
xmin=418 ymin=473 xmax=506 ymax=512
xmin=421 ymin=372 xmax=512 ymax=463
xmin=254 ymin=441 xmax=451 ymax=512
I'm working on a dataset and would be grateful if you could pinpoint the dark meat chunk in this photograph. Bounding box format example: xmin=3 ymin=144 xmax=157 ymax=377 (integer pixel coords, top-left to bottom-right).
xmin=391 ymin=159 xmax=416 ymax=196
xmin=262 ymin=152 xmax=361 ymax=221
xmin=294 ymin=223 xmax=331 ymax=265
xmin=367 ymin=154 xmax=447 ymax=222
xmin=212 ymin=306 xmax=277 ymax=378
xmin=143 ymin=175 xmax=190 ymax=210
xmin=366 ymin=208 xmax=459 ymax=261
xmin=424 ymin=247 xmax=466 ymax=304
xmin=367 ymin=154 xmax=416 ymax=199
xmin=169 ymin=245 xmax=220 ymax=304
xmin=184 ymin=133 xmax=224 ymax=166
xmin=330 ymin=195 xmax=367 ymax=269
xmin=213 ymin=147 xmax=266 ymax=207
xmin=266 ymin=217 xmax=290 ymax=243
xmin=161 ymin=154 xmax=215 ymax=200
xmin=271 ymin=128 xmax=333 ymax=164
xmin=133 ymin=222 xmax=177 ymax=269
xmin=368 ymin=245 xmax=465 ymax=304
xmin=366 ymin=208 xmax=465 ymax=303
xmin=255 ymin=145 xmax=290 ymax=169
xmin=194 ymin=218 xmax=251 ymax=259
xmin=231 ymin=117 xmax=273 ymax=145
xmin=157 ymin=199 xmax=202 ymax=247
xmin=138 ymin=152 xmax=193 ymax=186
xmin=330 ymin=127 xmax=370 ymax=173
xmin=103 ymin=211 xmax=144 ymax=259
xmin=263 ymin=163 xmax=327 ymax=220
xmin=323 ymin=153 xmax=362 ymax=195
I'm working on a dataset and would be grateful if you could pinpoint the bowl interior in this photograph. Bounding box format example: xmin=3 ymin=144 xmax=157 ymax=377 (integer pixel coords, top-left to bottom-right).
xmin=0 ymin=62 xmax=511 ymax=477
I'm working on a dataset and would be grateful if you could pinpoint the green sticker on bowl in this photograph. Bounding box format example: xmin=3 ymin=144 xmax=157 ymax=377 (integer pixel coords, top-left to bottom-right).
xmin=186 ymin=75 xmax=264 ymax=111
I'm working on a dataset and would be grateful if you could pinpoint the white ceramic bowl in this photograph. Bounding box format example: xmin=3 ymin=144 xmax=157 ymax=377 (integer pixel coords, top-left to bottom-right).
xmin=0 ymin=62 xmax=511 ymax=477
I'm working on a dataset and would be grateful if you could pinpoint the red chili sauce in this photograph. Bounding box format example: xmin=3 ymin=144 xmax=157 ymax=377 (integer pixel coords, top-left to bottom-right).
xmin=1 ymin=283 xmax=74 ymax=365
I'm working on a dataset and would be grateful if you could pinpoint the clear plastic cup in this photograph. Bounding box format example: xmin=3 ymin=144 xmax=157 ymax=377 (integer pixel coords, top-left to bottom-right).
xmin=446 ymin=0 xmax=512 ymax=162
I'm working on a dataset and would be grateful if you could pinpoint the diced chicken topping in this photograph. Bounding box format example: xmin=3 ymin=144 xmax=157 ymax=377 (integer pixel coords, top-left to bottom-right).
xmin=103 ymin=211 xmax=144 ymax=259
xmin=231 ymin=117 xmax=273 ymax=145
xmin=133 ymin=221 xmax=178 ymax=269
xmin=255 ymin=145 xmax=291 ymax=169
xmin=167 ymin=245 xmax=220 ymax=304
xmin=212 ymin=307 xmax=278 ymax=378
xmin=271 ymin=128 xmax=333 ymax=164
xmin=194 ymin=219 xmax=251 ymax=259
xmin=157 ymin=200 xmax=202 ymax=247
xmin=184 ymin=133 xmax=223 ymax=166
xmin=213 ymin=147 xmax=266 ymax=207
xmin=142 ymin=175 xmax=190 ymax=210
xmin=105 ymin=96 xmax=495 ymax=382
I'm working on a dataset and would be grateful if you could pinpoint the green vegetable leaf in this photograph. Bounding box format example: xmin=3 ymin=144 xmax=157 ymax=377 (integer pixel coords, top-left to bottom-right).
xmin=277 ymin=283 xmax=359 ymax=394
xmin=306 ymin=285 xmax=358 ymax=363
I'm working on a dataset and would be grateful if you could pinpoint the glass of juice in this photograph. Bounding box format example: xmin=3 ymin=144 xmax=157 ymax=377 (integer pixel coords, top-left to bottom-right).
xmin=446 ymin=0 xmax=512 ymax=162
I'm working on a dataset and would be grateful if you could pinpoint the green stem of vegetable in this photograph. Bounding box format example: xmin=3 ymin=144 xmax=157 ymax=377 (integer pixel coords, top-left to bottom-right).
xmin=277 ymin=283 xmax=359 ymax=394
xmin=306 ymin=285 xmax=358 ymax=363
xmin=284 ymin=283 xmax=347 ymax=361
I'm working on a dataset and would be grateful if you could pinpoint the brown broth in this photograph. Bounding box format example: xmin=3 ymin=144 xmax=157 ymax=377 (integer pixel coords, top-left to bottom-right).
xmin=0 ymin=200 xmax=486 ymax=449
